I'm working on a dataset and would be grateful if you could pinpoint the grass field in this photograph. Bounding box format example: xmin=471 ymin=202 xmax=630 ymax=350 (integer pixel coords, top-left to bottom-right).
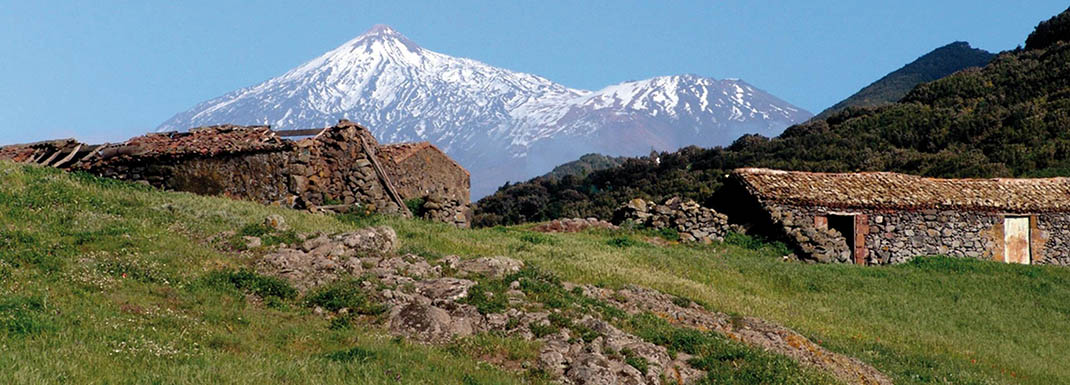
xmin=3 ymin=161 xmax=1069 ymax=384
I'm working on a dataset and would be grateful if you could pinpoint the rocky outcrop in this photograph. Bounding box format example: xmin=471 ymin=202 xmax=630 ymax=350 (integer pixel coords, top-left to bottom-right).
xmin=247 ymin=223 xmax=889 ymax=385
xmin=614 ymin=197 xmax=740 ymax=243
xmin=532 ymin=218 xmax=619 ymax=233
xmin=255 ymin=226 xmax=398 ymax=292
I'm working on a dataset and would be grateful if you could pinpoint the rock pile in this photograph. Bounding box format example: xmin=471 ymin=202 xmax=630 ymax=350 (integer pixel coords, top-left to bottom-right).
xmin=614 ymin=197 xmax=740 ymax=243
xmin=532 ymin=218 xmax=619 ymax=233
xmin=247 ymin=222 xmax=889 ymax=385
xmin=419 ymin=194 xmax=471 ymax=227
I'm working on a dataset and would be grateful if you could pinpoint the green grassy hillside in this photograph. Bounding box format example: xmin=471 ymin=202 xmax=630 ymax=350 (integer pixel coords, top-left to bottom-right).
xmin=3 ymin=161 xmax=1070 ymax=384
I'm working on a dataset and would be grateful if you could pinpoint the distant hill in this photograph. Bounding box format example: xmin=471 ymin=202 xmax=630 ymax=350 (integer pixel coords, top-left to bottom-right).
xmin=474 ymin=8 xmax=1070 ymax=227
xmin=540 ymin=153 xmax=628 ymax=180
xmin=813 ymin=41 xmax=995 ymax=120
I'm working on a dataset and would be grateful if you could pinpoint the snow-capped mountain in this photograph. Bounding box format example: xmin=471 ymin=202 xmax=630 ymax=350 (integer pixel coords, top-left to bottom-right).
xmin=158 ymin=25 xmax=812 ymax=198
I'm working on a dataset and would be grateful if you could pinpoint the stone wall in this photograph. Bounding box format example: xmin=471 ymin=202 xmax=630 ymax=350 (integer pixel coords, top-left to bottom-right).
xmin=1036 ymin=214 xmax=1070 ymax=265
xmin=614 ymin=197 xmax=738 ymax=243
xmin=419 ymin=194 xmax=470 ymax=227
xmin=762 ymin=202 xmax=1070 ymax=265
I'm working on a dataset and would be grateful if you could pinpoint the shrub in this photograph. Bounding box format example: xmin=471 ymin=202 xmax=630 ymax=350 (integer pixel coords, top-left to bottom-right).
xmin=202 ymin=269 xmax=298 ymax=300
xmin=304 ymin=279 xmax=386 ymax=315
xmin=237 ymin=223 xmax=299 ymax=247
xmin=0 ymin=295 xmax=53 ymax=336
xmin=621 ymin=348 xmax=649 ymax=374
xmin=520 ymin=232 xmax=554 ymax=245
xmin=529 ymin=322 xmax=557 ymax=338
xmin=461 ymin=280 xmax=509 ymax=314
xmin=607 ymin=236 xmax=639 ymax=248
xmin=325 ymin=346 xmax=376 ymax=363
xmin=405 ymin=197 xmax=427 ymax=218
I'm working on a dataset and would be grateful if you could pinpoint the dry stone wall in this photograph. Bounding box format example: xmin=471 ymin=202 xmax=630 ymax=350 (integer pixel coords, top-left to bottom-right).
xmin=1036 ymin=214 xmax=1070 ymax=265
xmin=614 ymin=197 xmax=739 ymax=243
xmin=419 ymin=194 xmax=471 ymax=227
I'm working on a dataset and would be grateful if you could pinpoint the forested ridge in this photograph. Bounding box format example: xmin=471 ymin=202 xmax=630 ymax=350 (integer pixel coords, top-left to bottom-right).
xmin=474 ymin=8 xmax=1070 ymax=227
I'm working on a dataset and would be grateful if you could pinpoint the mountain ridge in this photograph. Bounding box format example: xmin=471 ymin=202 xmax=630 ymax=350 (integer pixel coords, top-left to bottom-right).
xmin=813 ymin=41 xmax=995 ymax=120
xmin=473 ymin=8 xmax=1070 ymax=227
xmin=158 ymin=25 xmax=811 ymax=198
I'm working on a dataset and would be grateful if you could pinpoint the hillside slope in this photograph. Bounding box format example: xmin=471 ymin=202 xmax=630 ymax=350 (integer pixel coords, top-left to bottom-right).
xmin=4 ymin=161 xmax=1070 ymax=384
xmin=813 ymin=42 xmax=995 ymax=120
xmin=474 ymin=8 xmax=1070 ymax=227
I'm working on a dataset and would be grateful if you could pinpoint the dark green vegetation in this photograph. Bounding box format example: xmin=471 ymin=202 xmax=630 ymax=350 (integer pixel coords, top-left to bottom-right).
xmin=813 ymin=41 xmax=994 ymax=120
xmin=1026 ymin=7 xmax=1070 ymax=50
xmin=474 ymin=8 xmax=1070 ymax=227
xmin=540 ymin=153 xmax=628 ymax=180
xmin=3 ymin=162 xmax=1070 ymax=384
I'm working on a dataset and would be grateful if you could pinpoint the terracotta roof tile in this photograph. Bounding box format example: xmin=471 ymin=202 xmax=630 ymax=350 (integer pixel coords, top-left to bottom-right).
xmin=732 ymin=168 xmax=1070 ymax=213
xmin=99 ymin=125 xmax=290 ymax=161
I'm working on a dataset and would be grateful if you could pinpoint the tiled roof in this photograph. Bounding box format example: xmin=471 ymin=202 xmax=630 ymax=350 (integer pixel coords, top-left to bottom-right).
xmin=100 ymin=125 xmax=290 ymax=160
xmin=732 ymin=168 xmax=1070 ymax=213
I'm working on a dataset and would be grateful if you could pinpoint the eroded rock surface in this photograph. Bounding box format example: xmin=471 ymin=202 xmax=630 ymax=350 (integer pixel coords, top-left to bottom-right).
xmin=249 ymin=223 xmax=888 ymax=385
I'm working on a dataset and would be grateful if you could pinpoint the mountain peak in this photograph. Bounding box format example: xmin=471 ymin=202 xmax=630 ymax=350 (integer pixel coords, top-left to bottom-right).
xmin=159 ymin=31 xmax=810 ymax=198
xmin=362 ymin=24 xmax=402 ymax=37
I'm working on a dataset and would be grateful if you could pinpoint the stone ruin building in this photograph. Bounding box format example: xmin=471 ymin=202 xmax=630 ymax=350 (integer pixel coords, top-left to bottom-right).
xmin=0 ymin=120 xmax=472 ymax=227
xmin=717 ymin=168 xmax=1070 ymax=266
xmin=378 ymin=142 xmax=470 ymax=224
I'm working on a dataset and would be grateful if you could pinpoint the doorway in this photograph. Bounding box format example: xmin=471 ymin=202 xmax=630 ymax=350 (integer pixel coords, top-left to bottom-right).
xmin=1003 ymin=216 xmax=1031 ymax=264
xmin=827 ymin=214 xmax=855 ymax=256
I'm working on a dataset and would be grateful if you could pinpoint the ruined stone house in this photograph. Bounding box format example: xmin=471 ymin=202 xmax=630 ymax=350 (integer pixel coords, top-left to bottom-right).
xmin=0 ymin=120 xmax=471 ymax=227
xmin=718 ymin=168 xmax=1070 ymax=266
xmin=379 ymin=142 xmax=471 ymax=225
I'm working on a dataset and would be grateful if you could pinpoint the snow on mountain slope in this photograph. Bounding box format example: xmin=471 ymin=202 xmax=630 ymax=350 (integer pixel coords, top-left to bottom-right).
xmin=158 ymin=25 xmax=811 ymax=198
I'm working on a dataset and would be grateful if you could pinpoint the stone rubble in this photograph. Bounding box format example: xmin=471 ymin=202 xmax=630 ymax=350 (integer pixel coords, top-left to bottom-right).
xmin=614 ymin=197 xmax=741 ymax=243
xmin=249 ymin=222 xmax=888 ymax=385
xmin=532 ymin=218 xmax=619 ymax=233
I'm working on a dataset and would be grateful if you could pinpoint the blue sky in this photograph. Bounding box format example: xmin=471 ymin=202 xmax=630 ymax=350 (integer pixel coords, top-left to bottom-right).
xmin=1 ymin=1 xmax=1066 ymax=145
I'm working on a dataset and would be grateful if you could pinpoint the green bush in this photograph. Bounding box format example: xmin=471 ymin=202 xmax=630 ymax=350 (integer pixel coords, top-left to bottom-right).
xmin=405 ymin=197 xmax=427 ymax=218
xmin=202 ymin=269 xmax=298 ymax=300
xmin=237 ymin=223 xmax=299 ymax=247
xmin=325 ymin=346 xmax=377 ymax=363
xmin=520 ymin=232 xmax=554 ymax=245
xmin=621 ymin=348 xmax=649 ymax=374
xmin=606 ymin=236 xmax=639 ymax=248
xmin=461 ymin=280 xmax=509 ymax=314
xmin=0 ymin=295 xmax=53 ymax=336
xmin=304 ymin=279 xmax=387 ymax=315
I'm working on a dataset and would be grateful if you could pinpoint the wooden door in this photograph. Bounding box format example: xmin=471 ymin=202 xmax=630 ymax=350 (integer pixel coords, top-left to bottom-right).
xmin=1003 ymin=217 xmax=1031 ymax=264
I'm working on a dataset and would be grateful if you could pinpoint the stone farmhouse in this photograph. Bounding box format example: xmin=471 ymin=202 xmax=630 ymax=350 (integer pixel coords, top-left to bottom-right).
xmin=719 ymin=168 xmax=1070 ymax=266
xmin=0 ymin=120 xmax=471 ymax=227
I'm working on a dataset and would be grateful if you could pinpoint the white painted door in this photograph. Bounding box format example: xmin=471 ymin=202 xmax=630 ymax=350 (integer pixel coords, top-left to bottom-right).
xmin=1003 ymin=217 xmax=1031 ymax=265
